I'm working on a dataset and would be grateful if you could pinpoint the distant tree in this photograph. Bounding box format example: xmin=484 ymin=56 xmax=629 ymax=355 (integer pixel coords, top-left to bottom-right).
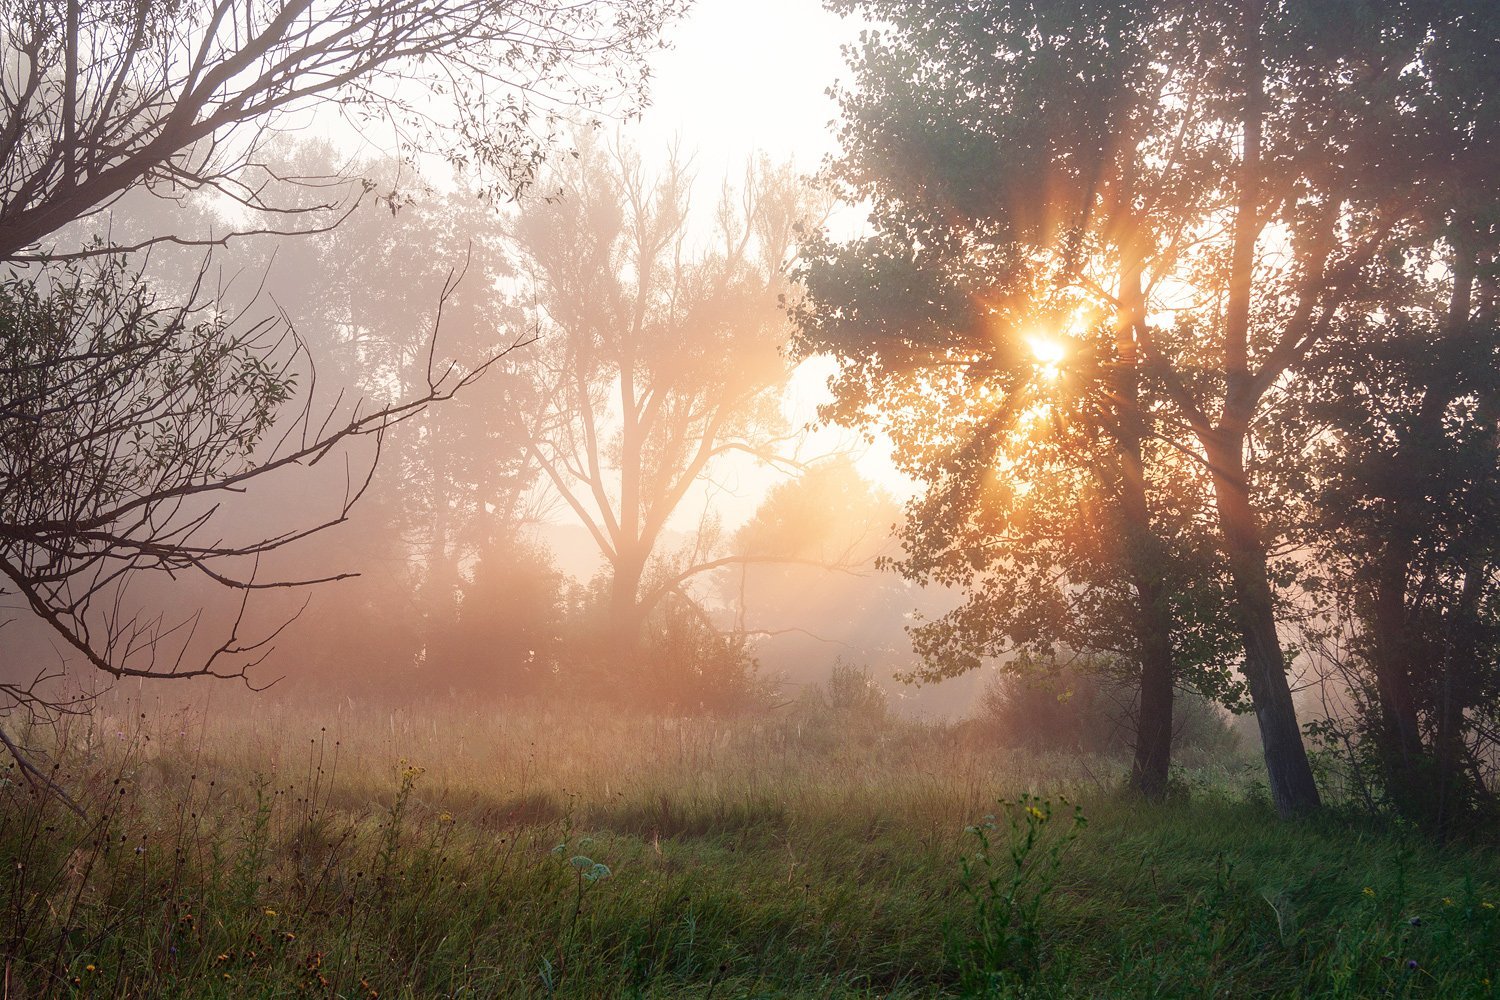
xmin=798 ymin=0 xmax=1466 ymax=816
xmin=510 ymin=137 xmax=821 ymax=657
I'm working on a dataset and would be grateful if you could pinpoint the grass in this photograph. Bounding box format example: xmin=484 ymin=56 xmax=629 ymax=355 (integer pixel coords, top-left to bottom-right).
xmin=0 ymin=693 xmax=1496 ymax=998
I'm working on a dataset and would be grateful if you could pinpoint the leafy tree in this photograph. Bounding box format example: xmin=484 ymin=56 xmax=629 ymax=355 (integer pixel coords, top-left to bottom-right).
xmin=794 ymin=0 xmax=1242 ymax=801
xmin=1272 ymin=2 xmax=1500 ymax=833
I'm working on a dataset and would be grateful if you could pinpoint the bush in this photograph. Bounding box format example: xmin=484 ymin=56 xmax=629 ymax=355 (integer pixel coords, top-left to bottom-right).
xmin=974 ymin=657 xmax=1238 ymax=764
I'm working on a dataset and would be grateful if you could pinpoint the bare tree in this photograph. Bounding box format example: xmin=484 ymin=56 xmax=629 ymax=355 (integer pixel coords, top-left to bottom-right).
xmin=0 ymin=253 xmax=520 ymax=718
xmin=0 ymin=0 xmax=686 ymax=263
xmin=511 ymin=138 xmax=822 ymax=651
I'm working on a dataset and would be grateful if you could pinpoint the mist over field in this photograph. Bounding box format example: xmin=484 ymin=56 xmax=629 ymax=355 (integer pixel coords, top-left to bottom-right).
xmin=1 ymin=0 xmax=1498 ymax=996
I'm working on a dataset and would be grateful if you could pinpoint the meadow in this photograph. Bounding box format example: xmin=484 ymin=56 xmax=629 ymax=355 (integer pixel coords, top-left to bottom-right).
xmin=1 ymin=694 xmax=1496 ymax=999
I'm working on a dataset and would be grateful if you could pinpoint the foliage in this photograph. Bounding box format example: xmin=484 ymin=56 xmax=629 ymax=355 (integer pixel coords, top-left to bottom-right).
xmin=954 ymin=796 xmax=1086 ymax=995
xmin=795 ymin=0 xmax=1500 ymax=817
xmin=1258 ymin=1 xmax=1500 ymax=833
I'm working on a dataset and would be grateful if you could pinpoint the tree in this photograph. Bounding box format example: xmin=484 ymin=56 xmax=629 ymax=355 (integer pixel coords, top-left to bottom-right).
xmin=511 ymin=137 xmax=819 ymax=658
xmin=797 ymin=0 xmax=1459 ymax=816
xmin=793 ymin=0 xmax=1243 ymax=800
xmin=1272 ymin=2 xmax=1500 ymax=833
xmin=1 ymin=0 xmax=685 ymax=262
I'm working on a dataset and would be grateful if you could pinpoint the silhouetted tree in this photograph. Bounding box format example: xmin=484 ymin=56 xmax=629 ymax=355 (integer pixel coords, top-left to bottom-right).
xmin=1271 ymin=3 xmax=1500 ymax=834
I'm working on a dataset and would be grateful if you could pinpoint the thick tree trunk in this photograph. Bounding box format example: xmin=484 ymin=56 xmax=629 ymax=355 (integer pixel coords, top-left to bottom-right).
xmin=1366 ymin=533 xmax=1430 ymax=815
xmin=1206 ymin=435 xmax=1322 ymax=816
xmin=1131 ymin=573 xmax=1176 ymax=800
xmin=608 ymin=547 xmax=648 ymax=651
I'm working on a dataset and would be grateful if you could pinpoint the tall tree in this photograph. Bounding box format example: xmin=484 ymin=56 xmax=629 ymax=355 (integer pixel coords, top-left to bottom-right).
xmin=511 ymin=138 xmax=818 ymax=654
xmin=1272 ymin=1 xmax=1500 ymax=833
xmin=794 ymin=0 xmax=1241 ymax=800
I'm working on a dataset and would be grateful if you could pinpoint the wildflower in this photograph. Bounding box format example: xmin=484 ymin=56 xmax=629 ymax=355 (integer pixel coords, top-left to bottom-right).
xmin=1406 ymin=959 xmax=1419 ymax=970
xmin=1362 ymin=887 xmax=1376 ymax=897
xmin=1409 ymin=916 xmax=1422 ymax=927
xmin=1026 ymin=806 xmax=1046 ymax=821
xmin=84 ymin=965 xmax=96 ymax=972
xmin=438 ymin=812 xmax=454 ymax=824
xmin=1482 ymin=901 xmax=1495 ymax=910
xmin=1443 ymin=897 xmax=1455 ymax=907
xmin=216 ymin=953 xmax=229 ymax=963
xmin=264 ymin=908 xmax=277 ymax=917
xmin=283 ymin=931 xmax=297 ymax=941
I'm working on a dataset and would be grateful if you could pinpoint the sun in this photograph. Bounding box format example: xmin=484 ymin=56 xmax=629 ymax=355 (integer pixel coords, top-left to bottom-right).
xmin=1025 ymin=335 xmax=1067 ymax=380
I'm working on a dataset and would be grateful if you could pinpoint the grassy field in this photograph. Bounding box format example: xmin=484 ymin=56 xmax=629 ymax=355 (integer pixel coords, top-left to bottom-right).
xmin=0 ymin=695 xmax=1496 ymax=998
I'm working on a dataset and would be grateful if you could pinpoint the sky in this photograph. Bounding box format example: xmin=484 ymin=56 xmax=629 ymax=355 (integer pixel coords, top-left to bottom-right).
xmin=630 ymin=0 xmax=853 ymax=183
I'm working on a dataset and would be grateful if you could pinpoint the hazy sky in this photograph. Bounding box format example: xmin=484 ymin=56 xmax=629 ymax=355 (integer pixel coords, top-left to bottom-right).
xmin=631 ymin=0 xmax=854 ymax=180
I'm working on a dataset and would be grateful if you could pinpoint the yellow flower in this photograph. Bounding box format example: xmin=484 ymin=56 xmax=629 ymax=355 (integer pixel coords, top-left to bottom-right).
xmin=84 ymin=965 xmax=96 ymax=973
xmin=1482 ymin=901 xmax=1495 ymax=910
xmin=1362 ymin=887 xmax=1376 ymax=897
xmin=439 ymin=812 xmax=454 ymax=824
xmin=1026 ymin=806 xmax=1046 ymax=822
xmin=1443 ymin=897 xmax=1455 ymax=907
xmin=264 ymin=908 xmax=277 ymax=917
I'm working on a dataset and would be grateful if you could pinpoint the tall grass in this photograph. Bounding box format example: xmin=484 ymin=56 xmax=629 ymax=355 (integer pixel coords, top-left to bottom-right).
xmin=0 ymin=693 xmax=1495 ymax=997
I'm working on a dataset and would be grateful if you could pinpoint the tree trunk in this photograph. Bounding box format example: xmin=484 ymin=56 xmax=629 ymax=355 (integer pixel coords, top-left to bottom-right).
xmin=1117 ymin=264 xmax=1176 ymax=799
xmin=1114 ymin=398 xmax=1175 ymax=800
xmin=1366 ymin=532 xmax=1430 ymax=817
xmin=609 ymin=546 xmax=648 ymax=651
xmin=1131 ymin=572 xmax=1176 ymax=800
xmin=1206 ymin=434 xmax=1322 ymax=816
